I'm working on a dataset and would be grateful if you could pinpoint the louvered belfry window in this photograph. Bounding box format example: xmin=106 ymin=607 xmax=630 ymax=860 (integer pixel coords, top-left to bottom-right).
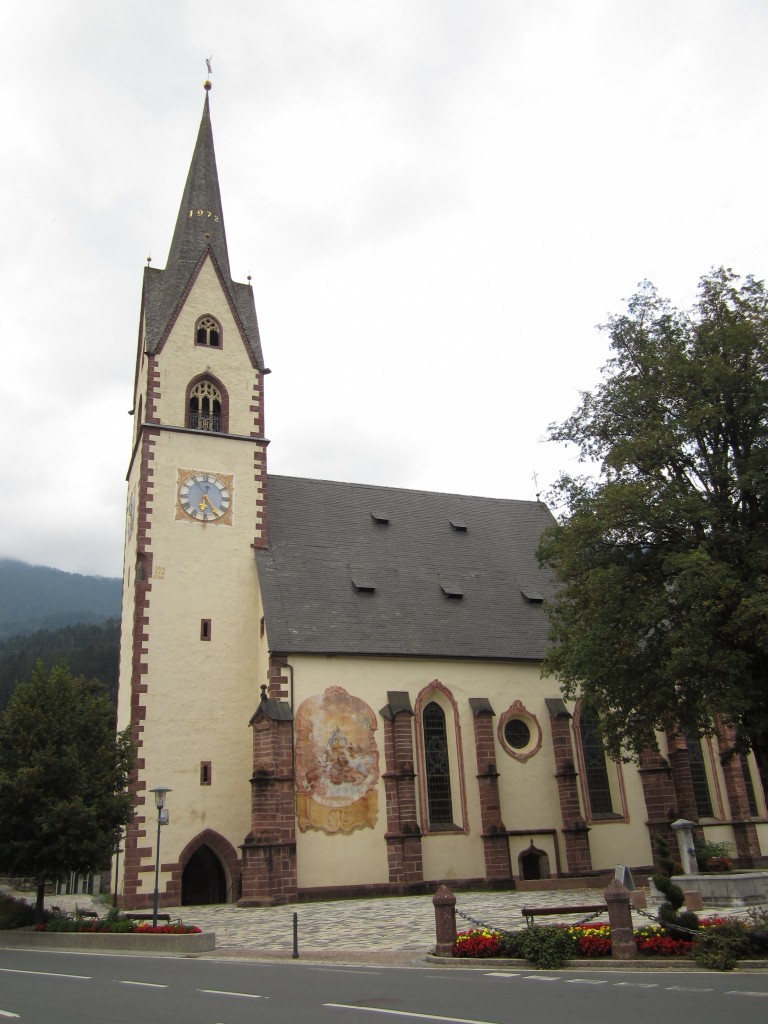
xmin=423 ymin=701 xmax=454 ymax=825
xmin=188 ymin=379 xmax=222 ymax=432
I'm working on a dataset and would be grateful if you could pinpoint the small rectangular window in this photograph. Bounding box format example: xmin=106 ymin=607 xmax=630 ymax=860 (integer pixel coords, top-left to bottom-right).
xmin=200 ymin=619 xmax=212 ymax=641
xmin=200 ymin=761 xmax=212 ymax=785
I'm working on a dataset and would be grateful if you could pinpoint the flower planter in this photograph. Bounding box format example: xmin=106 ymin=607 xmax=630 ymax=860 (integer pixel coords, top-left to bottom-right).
xmin=0 ymin=929 xmax=215 ymax=953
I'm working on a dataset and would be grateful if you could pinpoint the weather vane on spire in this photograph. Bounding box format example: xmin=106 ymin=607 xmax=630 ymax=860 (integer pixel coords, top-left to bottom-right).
xmin=204 ymin=56 xmax=213 ymax=91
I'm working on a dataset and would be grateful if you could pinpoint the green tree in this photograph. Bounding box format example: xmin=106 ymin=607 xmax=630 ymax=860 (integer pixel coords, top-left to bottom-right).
xmin=538 ymin=268 xmax=768 ymax=798
xmin=0 ymin=662 xmax=133 ymax=921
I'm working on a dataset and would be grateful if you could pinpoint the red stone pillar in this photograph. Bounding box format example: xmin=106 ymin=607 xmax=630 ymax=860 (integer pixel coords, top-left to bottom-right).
xmin=546 ymin=699 xmax=592 ymax=874
xmin=381 ymin=693 xmax=424 ymax=890
xmin=637 ymin=746 xmax=678 ymax=869
xmin=604 ymin=879 xmax=637 ymax=960
xmin=470 ymin=699 xmax=512 ymax=883
xmin=433 ymin=884 xmax=457 ymax=957
xmin=666 ymin=730 xmax=699 ymax=823
xmin=239 ymin=686 xmax=297 ymax=906
xmin=716 ymin=722 xmax=761 ymax=865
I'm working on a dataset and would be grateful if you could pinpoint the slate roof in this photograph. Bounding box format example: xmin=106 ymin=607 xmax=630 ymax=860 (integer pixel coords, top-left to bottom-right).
xmin=256 ymin=475 xmax=559 ymax=661
xmin=141 ymin=90 xmax=265 ymax=369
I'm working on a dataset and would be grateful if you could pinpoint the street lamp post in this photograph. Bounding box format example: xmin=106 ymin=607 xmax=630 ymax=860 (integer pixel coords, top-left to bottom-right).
xmin=149 ymin=787 xmax=172 ymax=928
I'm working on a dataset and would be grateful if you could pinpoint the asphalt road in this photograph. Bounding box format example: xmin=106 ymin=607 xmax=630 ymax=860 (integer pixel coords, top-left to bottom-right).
xmin=1 ymin=949 xmax=767 ymax=1024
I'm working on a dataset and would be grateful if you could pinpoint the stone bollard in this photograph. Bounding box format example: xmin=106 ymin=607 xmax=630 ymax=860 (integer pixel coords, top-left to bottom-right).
xmin=432 ymin=884 xmax=457 ymax=957
xmin=604 ymin=879 xmax=638 ymax=960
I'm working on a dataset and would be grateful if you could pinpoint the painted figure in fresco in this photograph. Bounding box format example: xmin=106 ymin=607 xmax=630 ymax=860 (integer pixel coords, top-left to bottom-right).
xmin=295 ymin=686 xmax=380 ymax=833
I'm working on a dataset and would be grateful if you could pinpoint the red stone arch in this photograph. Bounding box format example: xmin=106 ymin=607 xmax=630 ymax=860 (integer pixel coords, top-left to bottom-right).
xmin=173 ymin=829 xmax=241 ymax=905
xmin=413 ymin=679 xmax=469 ymax=834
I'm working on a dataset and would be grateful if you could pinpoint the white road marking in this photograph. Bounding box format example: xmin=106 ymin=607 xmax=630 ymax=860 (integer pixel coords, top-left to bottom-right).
xmin=522 ymin=975 xmax=559 ymax=981
xmin=118 ymin=980 xmax=168 ymax=988
xmin=198 ymin=989 xmax=266 ymax=1000
xmin=324 ymin=1006 xmax=505 ymax=1023
xmin=567 ymin=978 xmax=608 ymax=984
xmin=0 ymin=968 xmax=90 ymax=980
xmin=614 ymin=982 xmax=658 ymax=988
xmin=665 ymin=985 xmax=714 ymax=992
xmin=726 ymin=990 xmax=768 ymax=998
xmin=0 ymin=1011 xmax=21 ymax=1019
xmin=484 ymin=972 xmax=522 ymax=977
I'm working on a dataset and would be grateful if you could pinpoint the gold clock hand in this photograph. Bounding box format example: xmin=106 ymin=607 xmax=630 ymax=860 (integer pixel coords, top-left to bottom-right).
xmin=199 ymin=491 xmax=222 ymax=516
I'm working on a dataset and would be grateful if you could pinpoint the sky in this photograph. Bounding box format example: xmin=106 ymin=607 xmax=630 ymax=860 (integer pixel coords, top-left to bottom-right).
xmin=2 ymin=0 xmax=767 ymax=578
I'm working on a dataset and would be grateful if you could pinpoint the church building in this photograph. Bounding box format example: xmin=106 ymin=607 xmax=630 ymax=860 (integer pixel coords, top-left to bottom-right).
xmin=115 ymin=85 xmax=767 ymax=908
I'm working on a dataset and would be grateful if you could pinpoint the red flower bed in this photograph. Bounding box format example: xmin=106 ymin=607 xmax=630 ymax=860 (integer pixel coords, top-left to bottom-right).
xmin=636 ymin=933 xmax=693 ymax=957
xmin=452 ymin=929 xmax=504 ymax=958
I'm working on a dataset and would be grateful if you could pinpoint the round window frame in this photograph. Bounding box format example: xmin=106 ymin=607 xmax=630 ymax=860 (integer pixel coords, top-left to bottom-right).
xmin=498 ymin=701 xmax=542 ymax=762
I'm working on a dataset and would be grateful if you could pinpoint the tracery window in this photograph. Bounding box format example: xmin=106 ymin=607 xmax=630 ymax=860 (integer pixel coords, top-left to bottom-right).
xmin=684 ymin=730 xmax=715 ymax=818
xmin=423 ymin=701 xmax=453 ymax=825
xmin=740 ymin=753 xmax=760 ymax=817
xmin=578 ymin=706 xmax=614 ymax=816
xmin=188 ymin=379 xmax=222 ymax=432
xmin=196 ymin=315 xmax=221 ymax=347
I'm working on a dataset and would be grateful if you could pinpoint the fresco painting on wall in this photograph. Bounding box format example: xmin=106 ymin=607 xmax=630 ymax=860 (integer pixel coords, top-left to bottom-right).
xmin=295 ymin=686 xmax=380 ymax=834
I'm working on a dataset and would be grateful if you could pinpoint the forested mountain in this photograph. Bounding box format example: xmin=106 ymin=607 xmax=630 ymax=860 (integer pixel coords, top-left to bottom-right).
xmin=0 ymin=619 xmax=120 ymax=712
xmin=0 ymin=559 xmax=121 ymax=640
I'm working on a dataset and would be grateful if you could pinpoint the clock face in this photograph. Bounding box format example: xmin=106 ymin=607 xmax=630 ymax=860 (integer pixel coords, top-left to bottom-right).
xmin=178 ymin=472 xmax=232 ymax=522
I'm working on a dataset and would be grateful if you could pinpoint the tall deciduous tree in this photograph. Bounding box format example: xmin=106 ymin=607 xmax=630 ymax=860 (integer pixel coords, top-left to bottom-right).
xmin=0 ymin=662 xmax=133 ymax=920
xmin=539 ymin=268 xmax=768 ymax=798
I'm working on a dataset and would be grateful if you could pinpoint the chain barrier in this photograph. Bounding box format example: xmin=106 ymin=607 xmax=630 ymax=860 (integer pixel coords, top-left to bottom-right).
xmin=455 ymin=906 xmax=514 ymax=935
xmin=458 ymin=899 xmax=752 ymax=939
xmin=456 ymin=904 xmax=607 ymax=934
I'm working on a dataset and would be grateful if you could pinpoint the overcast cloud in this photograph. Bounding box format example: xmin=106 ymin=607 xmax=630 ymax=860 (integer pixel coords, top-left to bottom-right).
xmin=2 ymin=0 xmax=767 ymax=577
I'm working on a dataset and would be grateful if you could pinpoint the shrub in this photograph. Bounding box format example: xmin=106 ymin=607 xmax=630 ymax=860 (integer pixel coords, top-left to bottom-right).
xmin=651 ymin=874 xmax=684 ymax=910
xmin=0 ymin=894 xmax=36 ymax=930
xmin=518 ymin=926 xmax=574 ymax=969
xmin=694 ymin=839 xmax=734 ymax=872
xmin=499 ymin=931 xmax=527 ymax=958
xmin=654 ymin=834 xmax=676 ymax=877
xmin=676 ymin=910 xmax=700 ymax=933
xmin=692 ymin=925 xmax=753 ymax=970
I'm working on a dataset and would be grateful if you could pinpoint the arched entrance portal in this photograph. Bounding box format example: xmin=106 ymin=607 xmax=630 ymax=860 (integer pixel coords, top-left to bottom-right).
xmin=182 ymin=844 xmax=227 ymax=905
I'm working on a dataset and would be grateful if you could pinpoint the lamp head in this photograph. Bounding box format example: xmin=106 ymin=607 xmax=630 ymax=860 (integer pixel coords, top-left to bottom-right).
xmin=149 ymin=786 xmax=172 ymax=810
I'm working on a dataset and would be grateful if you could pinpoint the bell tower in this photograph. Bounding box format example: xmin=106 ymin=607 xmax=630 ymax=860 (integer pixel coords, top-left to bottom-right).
xmin=116 ymin=82 xmax=270 ymax=908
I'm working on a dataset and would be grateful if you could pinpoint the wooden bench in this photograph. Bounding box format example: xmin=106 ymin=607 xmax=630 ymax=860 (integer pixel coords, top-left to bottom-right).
xmin=123 ymin=912 xmax=172 ymax=924
xmin=521 ymin=903 xmax=606 ymax=927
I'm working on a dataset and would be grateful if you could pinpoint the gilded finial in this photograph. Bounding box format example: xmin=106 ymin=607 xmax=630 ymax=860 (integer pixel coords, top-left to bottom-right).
xmin=204 ymin=55 xmax=213 ymax=91
xmin=146 ymin=254 xmax=152 ymax=266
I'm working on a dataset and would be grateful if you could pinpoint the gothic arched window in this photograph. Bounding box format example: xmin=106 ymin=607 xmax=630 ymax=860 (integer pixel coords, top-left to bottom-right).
xmin=578 ymin=706 xmax=614 ymax=816
xmin=188 ymin=379 xmax=223 ymax=433
xmin=423 ymin=701 xmax=454 ymax=826
xmin=684 ymin=730 xmax=715 ymax=819
xmin=195 ymin=315 xmax=221 ymax=348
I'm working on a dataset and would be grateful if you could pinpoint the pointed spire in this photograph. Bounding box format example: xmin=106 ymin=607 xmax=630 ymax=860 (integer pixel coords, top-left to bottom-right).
xmin=164 ymin=86 xmax=231 ymax=290
xmin=141 ymin=84 xmax=266 ymax=371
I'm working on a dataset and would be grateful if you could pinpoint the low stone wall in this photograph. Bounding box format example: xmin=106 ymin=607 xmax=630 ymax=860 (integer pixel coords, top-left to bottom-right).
xmin=673 ymin=870 xmax=768 ymax=906
xmin=0 ymin=930 xmax=215 ymax=954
